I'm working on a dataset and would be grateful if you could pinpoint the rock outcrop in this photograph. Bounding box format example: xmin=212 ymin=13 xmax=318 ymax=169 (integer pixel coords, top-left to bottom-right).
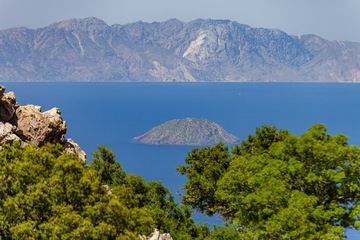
xmin=64 ymin=138 xmax=86 ymax=161
xmin=0 ymin=122 xmax=20 ymax=145
xmin=0 ymin=85 xmax=86 ymax=160
xmin=0 ymin=86 xmax=17 ymax=122
xmin=139 ymin=229 xmax=173 ymax=240
xmin=15 ymin=105 xmax=67 ymax=146
xmin=134 ymin=118 xmax=239 ymax=146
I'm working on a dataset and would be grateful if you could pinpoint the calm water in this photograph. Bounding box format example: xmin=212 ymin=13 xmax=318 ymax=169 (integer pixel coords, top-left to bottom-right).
xmin=4 ymin=83 xmax=360 ymax=238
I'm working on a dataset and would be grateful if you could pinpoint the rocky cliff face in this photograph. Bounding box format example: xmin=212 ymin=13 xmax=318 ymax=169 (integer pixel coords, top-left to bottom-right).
xmin=0 ymin=85 xmax=85 ymax=160
xmin=0 ymin=17 xmax=359 ymax=82
xmin=140 ymin=229 xmax=173 ymax=240
xmin=134 ymin=118 xmax=239 ymax=146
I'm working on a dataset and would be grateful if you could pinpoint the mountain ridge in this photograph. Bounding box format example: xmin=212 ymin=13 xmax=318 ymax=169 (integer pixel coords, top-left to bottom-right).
xmin=0 ymin=17 xmax=359 ymax=82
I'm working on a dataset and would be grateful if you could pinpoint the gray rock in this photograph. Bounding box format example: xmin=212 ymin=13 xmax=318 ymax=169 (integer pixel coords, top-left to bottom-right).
xmin=0 ymin=122 xmax=18 ymax=144
xmin=64 ymin=138 xmax=86 ymax=161
xmin=134 ymin=118 xmax=239 ymax=146
xmin=0 ymin=133 xmax=21 ymax=145
xmin=0 ymin=122 xmax=13 ymax=138
xmin=139 ymin=229 xmax=173 ymax=240
xmin=0 ymin=87 xmax=17 ymax=122
xmin=0 ymin=18 xmax=359 ymax=82
xmin=15 ymin=105 xmax=67 ymax=146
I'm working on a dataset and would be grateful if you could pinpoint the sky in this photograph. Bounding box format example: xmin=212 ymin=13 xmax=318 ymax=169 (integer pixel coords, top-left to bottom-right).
xmin=0 ymin=0 xmax=359 ymax=42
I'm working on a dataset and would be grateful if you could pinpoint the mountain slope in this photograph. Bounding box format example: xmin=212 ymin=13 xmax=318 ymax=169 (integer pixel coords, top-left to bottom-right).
xmin=0 ymin=17 xmax=359 ymax=82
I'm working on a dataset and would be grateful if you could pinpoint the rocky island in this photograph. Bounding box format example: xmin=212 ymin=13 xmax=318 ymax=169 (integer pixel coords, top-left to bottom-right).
xmin=134 ymin=118 xmax=239 ymax=146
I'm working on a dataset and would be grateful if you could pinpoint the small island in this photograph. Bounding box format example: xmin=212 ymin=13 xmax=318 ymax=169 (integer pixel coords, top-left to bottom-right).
xmin=133 ymin=118 xmax=239 ymax=146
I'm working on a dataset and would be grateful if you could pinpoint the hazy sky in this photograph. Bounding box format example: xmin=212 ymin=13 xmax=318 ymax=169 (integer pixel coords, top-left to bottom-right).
xmin=0 ymin=0 xmax=359 ymax=41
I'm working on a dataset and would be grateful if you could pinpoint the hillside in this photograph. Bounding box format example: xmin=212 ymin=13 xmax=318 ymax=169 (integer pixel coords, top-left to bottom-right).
xmin=0 ymin=17 xmax=359 ymax=82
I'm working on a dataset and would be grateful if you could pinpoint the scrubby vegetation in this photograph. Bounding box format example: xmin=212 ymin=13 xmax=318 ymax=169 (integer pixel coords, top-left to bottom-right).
xmin=0 ymin=143 xmax=206 ymax=239
xmin=0 ymin=124 xmax=359 ymax=239
xmin=178 ymin=124 xmax=360 ymax=239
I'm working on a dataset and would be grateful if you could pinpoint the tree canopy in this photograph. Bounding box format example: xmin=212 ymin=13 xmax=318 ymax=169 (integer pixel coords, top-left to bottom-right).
xmin=0 ymin=124 xmax=359 ymax=239
xmin=178 ymin=124 xmax=360 ymax=239
xmin=0 ymin=143 xmax=206 ymax=239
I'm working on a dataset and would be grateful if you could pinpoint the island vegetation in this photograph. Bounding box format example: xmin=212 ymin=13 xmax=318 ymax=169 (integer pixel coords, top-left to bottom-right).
xmin=134 ymin=118 xmax=239 ymax=146
xmin=0 ymin=124 xmax=359 ymax=239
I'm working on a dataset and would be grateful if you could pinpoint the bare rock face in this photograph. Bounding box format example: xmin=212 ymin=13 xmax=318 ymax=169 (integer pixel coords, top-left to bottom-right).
xmin=0 ymin=122 xmax=14 ymax=139
xmin=139 ymin=229 xmax=173 ymax=240
xmin=0 ymin=90 xmax=17 ymax=122
xmin=64 ymin=138 xmax=86 ymax=161
xmin=0 ymin=85 xmax=86 ymax=160
xmin=16 ymin=105 xmax=66 ymax=146
xmin=0 ymin=122 xmax=20 ymax=145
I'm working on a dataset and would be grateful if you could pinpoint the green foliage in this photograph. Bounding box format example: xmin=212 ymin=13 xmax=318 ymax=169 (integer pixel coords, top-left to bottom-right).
xmin=3 ymin=123 xmax=357 ymax=239
xmin=91 ymin=145 xmax=126 ymax=185
xmin=204 ymin=225 xmax=241 ymax=240
xmin=178 ymin=124 xmax=360 ymax=239
xmin=0 ymin=142 xmax=206 ymax=239
xmin=124 ymin=176 xmax=205 ymax=239
xmin=177 ymin=143 xmax=231 ymax=215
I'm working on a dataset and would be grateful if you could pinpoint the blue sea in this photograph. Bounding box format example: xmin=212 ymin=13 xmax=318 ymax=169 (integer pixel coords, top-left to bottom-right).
xmin=5 ymin=83 xmax=360 ymax=238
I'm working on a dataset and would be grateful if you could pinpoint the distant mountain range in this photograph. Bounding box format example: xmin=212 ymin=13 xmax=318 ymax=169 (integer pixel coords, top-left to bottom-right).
xmin=0 ymin=17 xmax=359 ymax=82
